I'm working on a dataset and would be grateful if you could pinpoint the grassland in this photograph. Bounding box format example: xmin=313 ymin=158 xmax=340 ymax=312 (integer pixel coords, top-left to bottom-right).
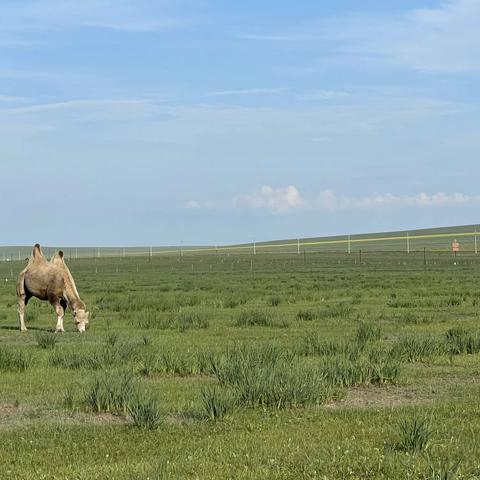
xmin=1 ymin=250 xmax=480 ymax=479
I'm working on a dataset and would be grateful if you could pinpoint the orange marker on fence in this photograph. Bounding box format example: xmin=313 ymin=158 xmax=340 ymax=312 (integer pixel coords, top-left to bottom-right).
xmin=451 ymin=239 xmax=460 ymax=256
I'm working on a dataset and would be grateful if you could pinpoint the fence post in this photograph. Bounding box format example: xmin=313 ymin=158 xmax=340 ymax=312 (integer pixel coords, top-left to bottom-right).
xmin=475 ymin=228 xmax=478 ymax=254
xmin=297 ymin=239 xmax=300 ymax=255
xmin=347 ymin=235 xmax=351 ymax=254
xmin=406 ymin=232 xmax=410 ymax=254
xmin=253 ymin=242 xmax=256 ymax=255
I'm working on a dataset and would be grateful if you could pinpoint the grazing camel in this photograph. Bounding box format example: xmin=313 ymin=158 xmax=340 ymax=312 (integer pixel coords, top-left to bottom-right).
xmin=16 ymin=244 xmax=89 ymax=333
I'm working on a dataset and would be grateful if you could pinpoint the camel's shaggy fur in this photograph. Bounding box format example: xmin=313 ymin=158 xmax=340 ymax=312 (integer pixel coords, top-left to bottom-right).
xmin=16 ymin=244 xmax=89 ymax=332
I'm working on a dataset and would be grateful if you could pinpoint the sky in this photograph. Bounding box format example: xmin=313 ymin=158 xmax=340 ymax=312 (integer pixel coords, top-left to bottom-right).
xmin=0 ymin=0 xmax=479 ymax=246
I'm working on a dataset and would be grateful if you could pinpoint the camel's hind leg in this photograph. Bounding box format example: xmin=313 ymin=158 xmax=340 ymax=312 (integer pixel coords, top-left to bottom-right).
xmin=16 ymin=271 xmax=28 ymax=332
xmin=17 ymin=295 xmax=27 ymax=332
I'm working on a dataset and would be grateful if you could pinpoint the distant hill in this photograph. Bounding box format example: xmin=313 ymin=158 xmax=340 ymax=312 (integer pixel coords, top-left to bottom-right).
xmin=1 ymin=224 xmax=478 ymax=260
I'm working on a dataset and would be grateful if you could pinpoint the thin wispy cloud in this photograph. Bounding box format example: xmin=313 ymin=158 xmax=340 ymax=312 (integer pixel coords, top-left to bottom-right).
xmin=297 ymin=90 xmax=350 ymax=101
xmin=0 ymin=98 xmax=162 ymax=122
xmin=0 ymin=0 xmax=200 ymax=34
xmin=242 ymin=0 xmax=480 ymax=74
xmin=0 ymin=95 xmax=31 ymax=104
xmin=239 ymin=33 xmax=320 ymax=42
xmin=207 ymin=87 xmax=287 ymax=97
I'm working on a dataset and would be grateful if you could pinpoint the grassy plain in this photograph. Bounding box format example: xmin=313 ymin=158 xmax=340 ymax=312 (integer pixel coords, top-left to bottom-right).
xmin=0 ymin=250 xmax=480 ymax=479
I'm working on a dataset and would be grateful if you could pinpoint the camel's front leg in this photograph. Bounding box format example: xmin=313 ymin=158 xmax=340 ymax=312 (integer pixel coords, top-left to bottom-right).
xmin=17 ymin=295 xmax=27 ymax=332
xmin=54 ymin=303 xmax=65 ymax=333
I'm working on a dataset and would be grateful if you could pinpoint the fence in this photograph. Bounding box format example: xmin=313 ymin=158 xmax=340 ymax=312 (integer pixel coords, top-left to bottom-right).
xmin=0 ymin=225 xmax=478 ymax=261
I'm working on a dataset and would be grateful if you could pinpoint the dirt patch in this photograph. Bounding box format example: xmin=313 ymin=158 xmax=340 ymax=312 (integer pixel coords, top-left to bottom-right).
xmin=327 ymin=384 xmax=433 ymax=410
xmin=327 ymin=372 xmax=480 ymax=410
xmin=0 ymin=401 xmax=127 ymax=429
xmin=0 ymin=401 xmax=32 ymax=424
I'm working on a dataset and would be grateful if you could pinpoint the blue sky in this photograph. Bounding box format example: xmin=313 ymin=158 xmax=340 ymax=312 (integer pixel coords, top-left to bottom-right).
xmin=0 ymin=0 xmax=479 ymax=246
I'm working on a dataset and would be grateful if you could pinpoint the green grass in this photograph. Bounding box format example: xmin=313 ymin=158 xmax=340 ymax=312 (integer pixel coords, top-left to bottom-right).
xmin=1 ymin=250 xmax=480 ymax=478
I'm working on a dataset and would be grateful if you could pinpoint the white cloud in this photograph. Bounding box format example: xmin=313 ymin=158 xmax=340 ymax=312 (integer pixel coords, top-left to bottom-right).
xmin=235 ymin=185 xmax=304 ymax=213
xmin=189 ymin=187 xmax=480 ymax=214
xmin=313 ymin=190 xmax=480 ymax=211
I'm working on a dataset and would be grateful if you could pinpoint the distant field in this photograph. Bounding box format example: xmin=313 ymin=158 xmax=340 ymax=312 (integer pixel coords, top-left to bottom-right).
xmin=1 ymin=252 xmax=480 ymax=478
xmin=1 ymin=223 xmax=478 ymax=260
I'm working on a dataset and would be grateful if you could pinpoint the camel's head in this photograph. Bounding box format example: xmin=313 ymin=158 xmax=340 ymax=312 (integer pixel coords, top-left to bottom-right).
xmin=74 ymin=309 xmax=89 ymax=333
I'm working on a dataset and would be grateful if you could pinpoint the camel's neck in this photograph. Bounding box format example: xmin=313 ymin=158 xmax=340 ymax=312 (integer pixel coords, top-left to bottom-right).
xmin=61 ymin=268 xmax=85 ymax=312
xmin=66 ymin=293 xmax=85 ymax=312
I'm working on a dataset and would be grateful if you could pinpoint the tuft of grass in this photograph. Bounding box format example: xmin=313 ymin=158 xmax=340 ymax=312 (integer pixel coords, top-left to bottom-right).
xmin=223 ymin=295 xmax=247 ymax=309
xmin=137 ymin=352 xmax=157 ymax=377
xmin=84 ymin=371 xmax=136 ymax=414
xmin=35 ymin=331 xmax=57 ymax=349
xmin=0 ymin=347 xmax=32 ymax=371
xmin=296 ymin=309 xmax=316 ymax=321
xmin=128 ymin=394 xmax=162 ymax=429
xmin=317 ymin=303 xmax=352 ymax=319
xmin=176 ymin=311 xmax=209 ymax=332
xmin=391 ymin=334 xmax=441 ymax=363
xmin=201 ymin=385 xmax=233 ymax=421
xmin=24 ymin=309 xmax=39 ymax=323
xmin=302 ymin=334 xmax=360 ymax=360
xmin=268 ymin=296 xmax=282 ymax=307
xmin=212 ymin=344 xmax=334 ymax=408
xmin=395 ymin=416 xmax=432 ymax=454
xmin=319 ymin=353 xmax=401 ymax=387
xmin=425 ymin=457 xmax=461 ymax=480
xmin=444 ymin=327 xmax=480 ymax=355
xmin=234 ymin=309 xmax=273 ymax=327
xmin=355 ymin=321 xmax=381 ymax=348
xmin=62 ymin=388 xmax=76 ymax=410
xmin=50 ymin=340 xmax=138 ymax=370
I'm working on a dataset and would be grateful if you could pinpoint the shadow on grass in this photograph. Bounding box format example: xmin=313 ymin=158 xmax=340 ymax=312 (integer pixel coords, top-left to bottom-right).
xmin=0 ymin=324 xmax=56 ymax=332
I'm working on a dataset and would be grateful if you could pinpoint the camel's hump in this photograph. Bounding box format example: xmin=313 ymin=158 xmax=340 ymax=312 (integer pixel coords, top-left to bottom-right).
xmin=32 ymin=244 xmax=43 ymax=258
xmin=58 ymin=251 xmax=64 ymax=259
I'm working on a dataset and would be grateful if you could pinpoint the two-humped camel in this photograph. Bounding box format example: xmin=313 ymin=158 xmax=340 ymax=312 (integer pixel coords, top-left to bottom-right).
xmin=17 ymin=244 xmax=89 ymax=332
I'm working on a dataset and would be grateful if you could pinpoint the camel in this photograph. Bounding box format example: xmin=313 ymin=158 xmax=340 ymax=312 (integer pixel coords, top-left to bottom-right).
xmin=16 ymin=244 xmax=89 ymax=333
